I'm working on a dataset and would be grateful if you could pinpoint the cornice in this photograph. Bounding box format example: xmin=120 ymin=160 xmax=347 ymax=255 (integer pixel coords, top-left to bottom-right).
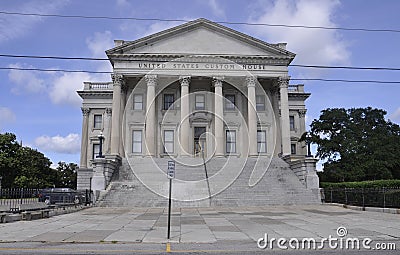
xmin=288 ymin=93 xmax=311 ymax=100
xmin=107 ymin=54 xmax=293 ymax=66
xmin=77 ymin=91 xmax=113 ymax=99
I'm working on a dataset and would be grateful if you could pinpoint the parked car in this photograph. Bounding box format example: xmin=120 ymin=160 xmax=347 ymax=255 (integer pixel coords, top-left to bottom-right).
xmin=38 ymin=188 xmax=85 ymax=205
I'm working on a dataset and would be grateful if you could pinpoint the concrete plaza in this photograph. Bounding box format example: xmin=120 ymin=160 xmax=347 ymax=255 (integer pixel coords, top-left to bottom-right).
xmin=0 ymin=204 xmax=399 ymax=246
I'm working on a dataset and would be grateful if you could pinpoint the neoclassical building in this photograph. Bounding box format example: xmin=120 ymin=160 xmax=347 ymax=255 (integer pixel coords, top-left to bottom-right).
xmin=77 ymin=19 xmax=319 ymax=205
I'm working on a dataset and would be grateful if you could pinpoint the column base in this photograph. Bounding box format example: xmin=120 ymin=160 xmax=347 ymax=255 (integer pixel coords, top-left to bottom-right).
xmin=214 ymin=153 xmax=225 ymax=158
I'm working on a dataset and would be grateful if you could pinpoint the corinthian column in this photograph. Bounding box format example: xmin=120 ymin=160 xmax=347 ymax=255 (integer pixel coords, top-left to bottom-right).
xmin=110 ymin=73 xmax=124 ymax=156
xmin=279 ymin=76 xmax=291 ymax=156
xmin=179 ymin=76 xmax=191 ymax=156
xmin=104 ymin=108 xmax=112 ymax=154
xmin=246 ymin=76 xmax=258 ymax=156
xmin=145 ymin=74 xmax=157 ymax=157
xmin=80 ymin=107 xmax=90 ymax=168
xmin=213 ymin=77 xmax=224 ymax=157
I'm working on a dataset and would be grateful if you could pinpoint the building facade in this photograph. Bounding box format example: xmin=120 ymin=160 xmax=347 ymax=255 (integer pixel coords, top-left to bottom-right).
xmin=77 ymin=19 xmax=318 ymax=204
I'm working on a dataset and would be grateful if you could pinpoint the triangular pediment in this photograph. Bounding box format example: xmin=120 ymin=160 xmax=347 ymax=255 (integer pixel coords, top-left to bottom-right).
xmin=106 ymin=18 xmax=295 ymax=60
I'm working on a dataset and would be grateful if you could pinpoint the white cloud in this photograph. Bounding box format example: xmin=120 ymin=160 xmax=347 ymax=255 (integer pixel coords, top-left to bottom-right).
xmin=34 ymin=133 xmax=80 ymax=154
xmin=8 ymin=63 xmax=90 ymax=107
xmin=206 ymin=0 xmax=225 ymax=18
xmin=8 ymin=63 xmax=46 ymax=94
xmin=85 ymin=31 xmax=114 ymax=76
xmin=49 ymin=72 xmax=90 ymax=107
xmin=248 ymin=0 xmax=350 ymax=66
xmin=142 ymin=20 xmax=187 ymax=37
xmin=0 ymin=107 xmax=16 ymax=131
xmin=0 ymin=0 xmax=69 ymax=44
xmin=86 ymin=31 xmax=114 ymax=58
xmin=390 ymin=107 xmax=400 ymax=122
xmin=116 ymin=0 xmax=131 ymax=8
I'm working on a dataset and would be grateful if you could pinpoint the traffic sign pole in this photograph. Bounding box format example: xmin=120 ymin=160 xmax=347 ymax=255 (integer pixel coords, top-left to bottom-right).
xmin=167 ymin=160 xmax=175 ymax=240
xmin=167 ymin=177 xmax=172 ymax=240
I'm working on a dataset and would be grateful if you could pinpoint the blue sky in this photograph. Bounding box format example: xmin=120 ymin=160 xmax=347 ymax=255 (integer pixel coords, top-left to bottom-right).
xmin=0 ymin=0 xmax=399 ymax=168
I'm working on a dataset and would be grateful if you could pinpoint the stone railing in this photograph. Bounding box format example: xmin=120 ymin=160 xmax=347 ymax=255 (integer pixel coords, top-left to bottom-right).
xmin=288 ymin=84 xmax=305 ymax=93
xmin=83 ymin=82 xmax=113 ymax=90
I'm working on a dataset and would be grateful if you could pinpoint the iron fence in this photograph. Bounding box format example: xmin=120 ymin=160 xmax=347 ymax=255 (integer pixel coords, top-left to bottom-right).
xmin=323 ymin=187 xmax=400 ymax=208
xmin=0 ymin=188 xmax=93 ymax=212
xmin=0 ymin=188 xmax=40 ymax=211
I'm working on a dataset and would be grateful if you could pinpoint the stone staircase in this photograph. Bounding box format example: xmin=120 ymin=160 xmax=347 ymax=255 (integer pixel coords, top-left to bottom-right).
xmin=96 ymin=156 xmax=320 ymax=207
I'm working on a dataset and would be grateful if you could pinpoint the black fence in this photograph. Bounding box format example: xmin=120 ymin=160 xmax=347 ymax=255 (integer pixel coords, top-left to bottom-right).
xmin=0 ymin=188 xmax=93 ymax=212
xmin=323 ymin=187 xmax=400 ymax=208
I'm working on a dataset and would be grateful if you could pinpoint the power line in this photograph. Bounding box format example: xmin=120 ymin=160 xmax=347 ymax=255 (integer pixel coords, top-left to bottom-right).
xmin=1 ymin=11 xmax=400 ymax=33
xmin=1 ymin=66 xmax=400 ymax=84
xmin=290 ymin=78 xmax=400 ymax=84
xmin=0 ymin=54 xmax=106 ymax=61
xmin=1 ymin=53 xmax=400 ymax=71
xmin=0 ymin=66 xmax=111 ymax=74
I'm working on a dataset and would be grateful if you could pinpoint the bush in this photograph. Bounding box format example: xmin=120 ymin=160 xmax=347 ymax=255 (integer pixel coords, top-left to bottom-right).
xmin=321 ymin=179 xmax=400 ymax=189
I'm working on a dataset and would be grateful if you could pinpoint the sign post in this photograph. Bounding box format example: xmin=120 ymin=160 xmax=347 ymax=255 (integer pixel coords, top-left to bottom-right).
xmin=167 ymin=160 xmax=175 ymax=241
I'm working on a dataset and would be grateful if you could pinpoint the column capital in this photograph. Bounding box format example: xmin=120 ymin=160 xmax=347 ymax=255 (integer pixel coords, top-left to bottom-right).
xmin=212 ymin=76 xmax=224 ymax=87
xmin=246 ymin=76 xmax=257 ymax=87
xmin=111 ymin=73 xmax=124 ymax=86
xmin=278 ymin=76 xmax=290 ymax=88
xmin=145 ymin=74 xmax=158 ymax=86
xmin=105 ymin=108 xmax=112 ymax=116
xmin=81 ymin=107 xmax=90 ymax=117
xmin=298 ymin=109 xmax=307 ymax=118
xmin=179 ymin=76 xmax=191 ymax=86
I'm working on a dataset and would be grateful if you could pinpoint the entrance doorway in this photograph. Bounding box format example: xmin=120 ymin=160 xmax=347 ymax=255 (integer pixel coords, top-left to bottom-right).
xmin=194 ymin=127 xmax=206 ymax=157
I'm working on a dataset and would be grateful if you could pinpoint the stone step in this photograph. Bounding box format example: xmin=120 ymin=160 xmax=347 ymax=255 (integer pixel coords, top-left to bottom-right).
xmin=96 ymin=157 xmax=320 ymax=207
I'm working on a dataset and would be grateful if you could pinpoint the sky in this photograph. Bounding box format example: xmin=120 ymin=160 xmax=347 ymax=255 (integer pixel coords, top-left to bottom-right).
xmin=0 ymin=0 xmax=399 ymax=168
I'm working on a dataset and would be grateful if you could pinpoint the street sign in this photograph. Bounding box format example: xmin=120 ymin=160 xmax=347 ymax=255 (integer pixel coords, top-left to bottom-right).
xmin=167 ymin=161 xmax=175 ymax=179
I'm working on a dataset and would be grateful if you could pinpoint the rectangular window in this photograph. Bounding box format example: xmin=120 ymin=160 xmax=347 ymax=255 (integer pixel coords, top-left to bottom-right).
xmin=195 ymin=94 xmax=205 ymax=110
xmin=226 ymin=130 xmax=236 ymax=153
xmin=163 ymin=130 xmax=174 ymax=153
xmin=291 ymin=144 xmax=297 ymax=155
xmin=163 ymin=94 xmax=175 ymax=110
xmin=93 ymin=144 xmax=100 ymax=159
xmin=256 ymin=95 xmax=265 ymax=111
xmin=257 ymin=130 xmax=267 ymax=153
xmin=133 ymin=94 xmax=143 ymax=110
xmin=94 ymin=114 xmax=102 ymax=129
xmin=132 ymin=130 xmax=142 ymax=153
xmin=225 ymin=94 xmax=235 ymax=110
xmin=289 ymin=116 xmax=295 ymax=131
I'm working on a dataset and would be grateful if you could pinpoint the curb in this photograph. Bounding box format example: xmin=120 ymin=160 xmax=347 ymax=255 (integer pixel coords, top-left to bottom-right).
xmin=324 ymin=203 xmax=400 ymax=214
xmin=0 ymin=205 xmax=91 ymax=223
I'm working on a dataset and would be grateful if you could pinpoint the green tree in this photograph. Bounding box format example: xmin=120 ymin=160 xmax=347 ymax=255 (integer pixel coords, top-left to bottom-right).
xmin=13 ymin=146 xmax=56 ymax=188
xmin=306 ymin=107 xmax=400 ymax=182
xmin=0 ymin=133 xmax=21 ymax=188
xmin=0 ymin=132 xmax=78 ymax=189
xmin=55 ymin=162 xmax=77 ymax=189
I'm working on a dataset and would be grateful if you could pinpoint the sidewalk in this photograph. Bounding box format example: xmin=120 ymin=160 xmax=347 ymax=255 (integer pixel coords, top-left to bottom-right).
xmin=0 ymin=204 xmax=399 ymax=243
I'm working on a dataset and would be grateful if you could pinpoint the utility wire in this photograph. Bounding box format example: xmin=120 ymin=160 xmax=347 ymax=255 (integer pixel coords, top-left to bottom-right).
xmin=1 ymin=66 xmax=400 ymax=84
xmin=1 ymin=54 xmax=400 ymax=71
xmin=0 ymin=66 xmax=111 ymax=74
xmin=1 ymin=11 xmax=400 ymax=33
